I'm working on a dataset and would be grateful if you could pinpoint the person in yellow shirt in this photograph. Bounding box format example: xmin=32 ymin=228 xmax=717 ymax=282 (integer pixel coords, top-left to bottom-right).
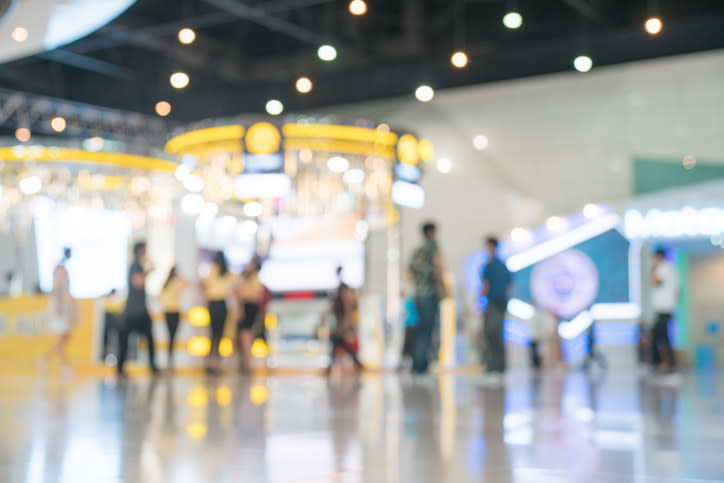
xmin=234 ymin=256 xmax=267 ymax=373
xmin=201 ymin=251 xmax=235 ymax=373
xmin=159 ymin=266 xmax=188 ymax=369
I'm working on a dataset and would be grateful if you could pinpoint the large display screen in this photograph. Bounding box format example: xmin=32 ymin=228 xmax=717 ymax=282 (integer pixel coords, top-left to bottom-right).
xmin=260 ymin=215 xmax=364 ymax=292
xmin=34 ymin=198 xmax=131 ymax=299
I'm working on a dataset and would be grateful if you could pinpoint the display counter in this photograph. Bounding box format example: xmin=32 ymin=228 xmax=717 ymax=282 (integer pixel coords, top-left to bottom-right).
xmin=0 ymin=295 xmax=96 ymax=363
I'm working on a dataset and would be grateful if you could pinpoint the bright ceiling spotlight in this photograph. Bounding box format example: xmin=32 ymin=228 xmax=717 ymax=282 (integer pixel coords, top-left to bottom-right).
xmin=265 ymin=99 xmax=284 ymax=116
xmin=11 ymin=27 xmax=28 ymax=42
xmin=15 ymin=127 xmax=30 ymax=143
xmin=644 ymin=17 xmax=662 ymax=35
xmin=155 ymin=101 xmax=172 ymax=117
xmin=327 ymin=156 xmax=350 ymax=173
xmin=415 ymin=85 xmax=434 ymax=102
xmin=84 ymin=136 xmax=104 ymax=152
xmin=50 ymin=117 xmax=66 ymax=133
xmin=170 ymin=72 xmax=190 ymax=89
xmin=473 ymin=135 xmax=489 ymax=151
xmin=511 ymin=227 xmax=532 ymax=245
xmin=573 ymin=55 xmax=593 ymax=73
xmin=436 ymin=157 xmax=452 ymax=174
xmin=503 ymin=12 xmax=523 ymax=29
xmin=451 ymin=51 xmax=469 ymax=68
xmin=295 ymin=77 xmax=313 ymax=94
xmin=348 ymin=0 xmax=367 ymax=16
xmin=317 ymin=44 xmax=337 ymax=62
xmin=178 ymin=28 xmax=196 ymax=44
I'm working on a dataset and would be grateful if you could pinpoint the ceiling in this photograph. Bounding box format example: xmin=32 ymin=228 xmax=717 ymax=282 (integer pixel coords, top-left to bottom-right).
xmin=0 ymin=0 xmax=723 ymax=126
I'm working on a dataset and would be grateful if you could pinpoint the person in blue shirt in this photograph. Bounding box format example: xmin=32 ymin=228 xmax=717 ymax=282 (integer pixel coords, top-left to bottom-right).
xmin=481 ymin=236 xmax=512 ymax=383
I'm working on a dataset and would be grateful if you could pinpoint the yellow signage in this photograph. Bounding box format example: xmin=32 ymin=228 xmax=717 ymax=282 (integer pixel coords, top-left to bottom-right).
xmin=246 ymin=122 xmax=282 ymax=155
xmin=397 ymin=134 xmax=419 ymax=165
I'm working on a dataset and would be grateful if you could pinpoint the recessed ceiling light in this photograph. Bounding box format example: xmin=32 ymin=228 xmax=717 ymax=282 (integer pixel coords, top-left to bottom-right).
xmin=50 ymin=117 xmax=66 ymax=133
xmin=170 ymin=72 xmax=190 ymax=88
xmin=644 ymin=17 xmax=662 ymax=35
xmin=15 ymin=127 xmax=30 ymax=143
xmin=415 ymin=85 xmax=434 ymax=102
xmin=503 ymin=12 xmax=523 ymax=29
xmin=348 ymin=0 xmax=367 ymax=16
xmin=178 ymin=28 xmax=196 ymax=44
xmin=265 ymin=99 xmax=284 ymax=115
xmin=573 ymin=55 xmax=593 ymax=73
xmin=317 ymin=44 xmax=337 ymax=62
xmin=295 ymin=77 xmax=313 ymax=93
xmin=473 ymin=135 xmax=488 ymax=151
xmin=451 ymin=51 xmax=468 ymax=68
xmin=11 ymin=27 xmax=28 ymax=42
xmin=155 ymin=101 xmax=172 ymax=117
xmin=436 ymin=157 xmax=452 ymax=174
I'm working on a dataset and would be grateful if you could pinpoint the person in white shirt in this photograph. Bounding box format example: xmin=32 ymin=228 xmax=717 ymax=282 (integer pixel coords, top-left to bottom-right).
xmin=650 ymin=249 xmax=678 ymax=372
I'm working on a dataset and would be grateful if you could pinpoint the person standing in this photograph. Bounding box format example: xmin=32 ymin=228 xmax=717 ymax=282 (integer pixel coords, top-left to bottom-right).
xmin=409 ymin=222 xmax=444 ymax=374
xmin=235 ymin=256 xmax=267 ymax=374
xmin=159 ymin=266 xmax=188 ymax=370
xmin=118 ymin=241 xmax=158 ymax=377
xmin=650 ymin=248 xmax=678 ymax=373
xmin=39 ymin=247 xmax=77 ymax=375
xmin=481 ymin=237 xmax=512 ymax=384
xmin=201 ymin=251 xmax=235 ymax=374
xmin=101 ymin=289 xmax=124 ymax=359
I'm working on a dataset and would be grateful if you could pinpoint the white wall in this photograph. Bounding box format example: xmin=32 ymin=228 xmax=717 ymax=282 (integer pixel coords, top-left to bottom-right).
xmin=322 ymin=49 xmax=724 ymax=273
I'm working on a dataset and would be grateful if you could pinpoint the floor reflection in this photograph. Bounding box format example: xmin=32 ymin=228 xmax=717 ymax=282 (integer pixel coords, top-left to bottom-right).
xmin=1 ymin=369 xmax=723 ymax=482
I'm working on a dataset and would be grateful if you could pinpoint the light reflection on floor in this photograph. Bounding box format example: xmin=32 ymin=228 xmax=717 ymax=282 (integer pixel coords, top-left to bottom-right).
xmin=1 ymin=369 xmax=723 ymax=482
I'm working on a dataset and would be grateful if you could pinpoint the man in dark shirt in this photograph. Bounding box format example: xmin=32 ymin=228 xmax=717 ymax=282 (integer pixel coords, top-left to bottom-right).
xmin=409 ymin=222 xmax=444 ymax=374
xmin=481 ymin=236 xmax=512 ymax=383
xmin=117 ymin=241 xmax=158 ymax=377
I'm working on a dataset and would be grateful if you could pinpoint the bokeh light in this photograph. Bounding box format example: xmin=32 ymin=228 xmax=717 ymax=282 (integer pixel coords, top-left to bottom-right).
xmin=155 ymin=101 xmax=171 ymax=117
xmin=216 ymin=386 xmax=232 ymax=406
xmin=415 ymin=85 xmax=434 ymax=102
xmin=187 ymin=387 xmax=208 ymax=407
xmin=178 ymin=28 xmax=196 ymax=44
xmin=295 ymin=76 xmax=313 ymax=93
xmin=187 ymin=336 xmax=211 ymax=357
xmin=451 ymin=51 xmax=468 ymax=68
xmin=250 ymin=385 xmax=268 ymax=406
xmin=645 ymin=17 xmax=662 ymax=35
xmin=170 ymin=72 xmax=190 ymax=89
xmin=503 ymin=12 xmax=523 ymax=29
xmin=188 ymin=306 xmax=210 ymax=326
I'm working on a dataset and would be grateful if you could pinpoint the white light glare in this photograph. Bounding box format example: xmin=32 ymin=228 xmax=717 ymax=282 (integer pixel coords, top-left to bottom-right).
xmin=265 ymin=99 xmax=284 ymax=116
xmin=349 ymin=0 xmax=367 ymax=16
xmin=436 ymin=157 xmax=452 ymax=173
xmin=327 ymin=156 xmax=350 ymax=173
xmin=510 ymin=227 xmax=532 ymax=245
xmin=317 ymin=44 xmax=337 ymax=61
xmin=546 ymin=216 xmax=567 ymax=232
xmin=243 ymin=202 xmax=263 ymax=217
xmin=507 ymin=298 xmax=535 ymax=320
xmin=343 ymin=168 xmax=365 ymax=184
xmin=415 ymin=85 xmax=434 ymax=102
xmin=184 ymin=174 xmax=204 ymax=193
xmin=355 ymin=220 xmax=369 ymax=241
xmin=170 ymin=72 xmax=190 ymax=89
xmin=473 ymin=135 xmax=489 ymax=151
xmin=574 ymin=55 xmax=593 ymax=73
xmin=558 ymin=310 xmax=594 ymax=340
xmin=19 ymin=176 xmax=42 ymax=195
xmin=178 ymin=28 xmax=196 ymax=44
xmin=589 ymin=303 xmax=641 ymax=321
xmin=624 ymin=207 xmax=724 ymax=239
xmin=503 ymin=12 xmax=523 ymax=29
xmin=583 ymin=203 xmax=601 ymax=219
xmin=181 ymin=193 xmax=205 ymax=215
xmin=175 ymin=164 xmax=190 ymax=181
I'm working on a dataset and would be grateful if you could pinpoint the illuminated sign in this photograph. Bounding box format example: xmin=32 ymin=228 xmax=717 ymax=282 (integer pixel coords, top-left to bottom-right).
xmin=530 ymin=249 xmax=599 ymax=319
xmin=234 ymin=173 xmax=291 ymax=199
xmin=391 ymin=180 xmax=424 ymax=209
xmin=625 ymin=207 xmax=724 ymax=239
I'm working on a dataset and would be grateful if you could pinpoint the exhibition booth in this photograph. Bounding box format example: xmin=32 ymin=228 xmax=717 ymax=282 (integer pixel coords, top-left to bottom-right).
xmin=0 ymin=117 xmax=437 ymax=372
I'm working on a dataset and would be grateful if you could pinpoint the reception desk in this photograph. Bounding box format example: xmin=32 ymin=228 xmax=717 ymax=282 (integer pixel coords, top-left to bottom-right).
xmin=0 ymin=295 xmax=96 ymax=363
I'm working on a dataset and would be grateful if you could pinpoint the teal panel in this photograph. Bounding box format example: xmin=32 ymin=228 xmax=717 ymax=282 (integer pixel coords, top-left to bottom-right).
xmin=634 ymin=158 xmax=724 ymax=195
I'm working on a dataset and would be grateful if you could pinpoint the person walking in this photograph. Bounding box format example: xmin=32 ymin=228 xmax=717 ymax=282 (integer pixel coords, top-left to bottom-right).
xmin=159 ymin=266 xmax=188 ymax=370
xmin=39 ymin=247 xmax=77 ymax=376
xmin=201 ymin=251 xmax=235 ymax=374
xmin=650 ymin=248 xmax=678 ymax=373
xmin=409 ymin=222 xmax=445 ymax=374
xmin=481 ymin=237 xmax=512 ymax=385
xmin=118 ymin=242 xmax=158 ymax=378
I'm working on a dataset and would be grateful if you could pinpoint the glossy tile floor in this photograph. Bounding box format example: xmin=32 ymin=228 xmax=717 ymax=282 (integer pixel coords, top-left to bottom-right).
xmin=1 ymin=369 xmax=723 ymax=482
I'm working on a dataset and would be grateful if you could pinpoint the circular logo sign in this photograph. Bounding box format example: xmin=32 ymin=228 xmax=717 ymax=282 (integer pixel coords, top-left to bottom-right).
xmin=245 ymin=122 xmax=281 ymax=155
xmin=530 ymin=249 xmax=599 ymax=319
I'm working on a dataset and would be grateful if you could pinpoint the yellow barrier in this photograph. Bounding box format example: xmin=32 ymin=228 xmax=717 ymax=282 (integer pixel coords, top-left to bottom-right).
xmin=0 ymin=295 xmax=95 ymax=363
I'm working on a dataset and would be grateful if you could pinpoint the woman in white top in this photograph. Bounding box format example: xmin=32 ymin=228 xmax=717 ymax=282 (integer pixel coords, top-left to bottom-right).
xmin=40 ymin=248 xmax=77 ymax=374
